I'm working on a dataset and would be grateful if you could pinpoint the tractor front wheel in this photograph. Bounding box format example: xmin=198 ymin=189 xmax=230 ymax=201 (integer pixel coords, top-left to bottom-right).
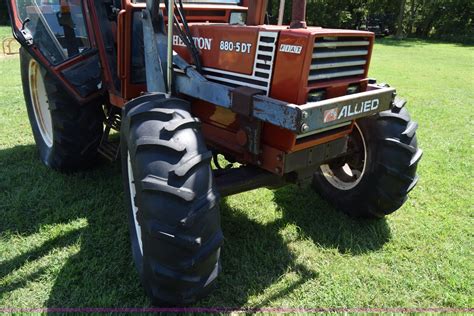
xmin=312 ymin=107 xmax=422 ymax=218
xmin=121 ymin=94 xmax=223 ymax=305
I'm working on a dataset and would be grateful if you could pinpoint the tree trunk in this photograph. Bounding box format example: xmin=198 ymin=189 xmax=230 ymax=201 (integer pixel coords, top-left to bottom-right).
xmin=395 ymin=0 xmax=406 ymax=39
xmin=408 ymin=0 xmax=416 ymax=36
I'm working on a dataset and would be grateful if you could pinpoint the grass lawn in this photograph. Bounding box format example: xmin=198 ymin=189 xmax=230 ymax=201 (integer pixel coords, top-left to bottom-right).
xmin=0 ymin=25 xmax=473 ymax=309
xmin=0 ymin=27 xmax=12 ymax=39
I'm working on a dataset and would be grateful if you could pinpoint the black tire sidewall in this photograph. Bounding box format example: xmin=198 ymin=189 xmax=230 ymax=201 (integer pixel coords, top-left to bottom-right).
xmin=19 ymin=48 xmax=104 ymax=171
xmin=20 ymin=49 xmax=54 ymax=167
xmin=120 ymin=94 xmax=168 ymax=282
xmin=313 ymin=108 xmax=420 ymax=218
xmin=121 ymin=138 xmax=147 ymax=282
xmin=120 ymin=95 xmax=223 ymax=305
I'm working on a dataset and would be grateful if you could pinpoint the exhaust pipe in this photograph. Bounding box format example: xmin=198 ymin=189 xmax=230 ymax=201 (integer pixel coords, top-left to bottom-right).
xmin=277 ymin=0 xmax=285 ymax=25
xmin=290 ymin=0 xmax=307 ymax=29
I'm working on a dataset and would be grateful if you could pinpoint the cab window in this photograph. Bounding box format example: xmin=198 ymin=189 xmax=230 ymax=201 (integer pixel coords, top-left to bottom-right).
xmin=16 ymin=0 xmax=90 ymax=64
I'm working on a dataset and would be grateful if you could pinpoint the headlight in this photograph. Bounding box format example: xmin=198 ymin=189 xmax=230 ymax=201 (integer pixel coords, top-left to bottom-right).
xmin=347 ymin=84 xmax=360 ymax=95
xmin=308 ymin=89 xmax=326 ymax=102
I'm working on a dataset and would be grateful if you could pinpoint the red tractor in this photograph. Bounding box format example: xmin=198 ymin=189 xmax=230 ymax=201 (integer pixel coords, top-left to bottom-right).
xmin=7 ymin=0 xmax=421 ymax=305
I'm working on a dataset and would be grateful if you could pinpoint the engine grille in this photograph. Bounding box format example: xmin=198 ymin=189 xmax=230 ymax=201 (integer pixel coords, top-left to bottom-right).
xmin=202 ymin=31 xmax=278 ymax=96
xmin=309 ymin=36 xmax=371 ymax=84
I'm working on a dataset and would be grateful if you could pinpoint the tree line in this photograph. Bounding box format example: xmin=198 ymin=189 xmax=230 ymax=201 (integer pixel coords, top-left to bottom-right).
xmin=1 ymin=0 xmax=472 ymax=43
xmin=268 ymin=0 xmax=473 ymax=43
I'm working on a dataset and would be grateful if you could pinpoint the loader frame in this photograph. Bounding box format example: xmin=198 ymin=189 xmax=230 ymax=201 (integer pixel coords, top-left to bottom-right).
xmin=143 ymin=1 xmax=396 ymax=135
xmin=139 ymin=1 xmax=398 ymax=181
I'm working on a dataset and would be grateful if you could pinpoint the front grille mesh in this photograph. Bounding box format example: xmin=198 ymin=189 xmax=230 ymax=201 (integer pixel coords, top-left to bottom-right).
xmin=309 ymin=37 xmax=370 ymax=83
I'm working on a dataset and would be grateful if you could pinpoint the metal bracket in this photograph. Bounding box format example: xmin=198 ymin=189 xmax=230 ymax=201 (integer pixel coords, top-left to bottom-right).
xmin=239 ymin=116 xmax=262 ymax=156
xmin=231 ymin=87 xmax=265 ymax=156
xmin=97 ymin=106 xmax=122 ymax=162
xmin=231 ymin=86 xmax=264 ymax=117
xmin=142 ymin=9 xmax=167 ymax=94
xmin=214 ymin=166 xmax=285 ymax=197
xmin=19 ymin=18 xmax=33 ymax=46
xmin=19 ymin=29 xmax=33 ymax=46
xmin=146 ymin=0 xmax=163 ymax=33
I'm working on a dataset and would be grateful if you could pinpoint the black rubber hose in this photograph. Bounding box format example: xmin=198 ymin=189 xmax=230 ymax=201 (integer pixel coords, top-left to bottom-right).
xmin=164 ymin=0 xmax=202 ymax=72
xmin=176 ymin=0 xmax=202 ymax=71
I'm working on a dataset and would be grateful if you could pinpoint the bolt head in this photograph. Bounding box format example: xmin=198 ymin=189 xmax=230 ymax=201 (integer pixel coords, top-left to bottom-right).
xmin=300 ymin=123 xmax=310 ymax=133
xmin=302 ymin=111 xmax=309 ymax=119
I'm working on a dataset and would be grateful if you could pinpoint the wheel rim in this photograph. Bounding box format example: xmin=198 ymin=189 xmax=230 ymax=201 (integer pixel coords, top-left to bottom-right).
xmin=28 ymin=59 xmax=53 ymax=148
xmin=127 ymin=151 xmax=143 ymax=255
xmin=320 ymin=123 xmax=368 ymax=191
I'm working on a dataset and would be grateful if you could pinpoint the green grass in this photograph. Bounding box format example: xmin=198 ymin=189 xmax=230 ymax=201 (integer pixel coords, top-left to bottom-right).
xmin=0 ymin=26 xmax=12 ymax=39
xmin=0 ymin=26 xmax=473 ymax=309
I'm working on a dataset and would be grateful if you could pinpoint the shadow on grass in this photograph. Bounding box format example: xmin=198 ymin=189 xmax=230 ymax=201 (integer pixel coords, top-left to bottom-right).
xmin=202 ymin=185 xmax=391 ymax=307
xmin=0 ymin=144 xmax=390 ymax=308
xmin=273 ymin=185 xmax=391 ymax=255
xmin=0 ymin=144 xmax=146 ymax=306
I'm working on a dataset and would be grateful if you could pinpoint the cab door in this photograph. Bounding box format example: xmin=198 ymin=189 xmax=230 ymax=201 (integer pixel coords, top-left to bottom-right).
xmin=7 ymin=0 xmax=103 ymax=102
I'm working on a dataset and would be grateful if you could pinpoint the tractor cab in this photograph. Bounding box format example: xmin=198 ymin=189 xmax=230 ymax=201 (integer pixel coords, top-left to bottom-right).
xmin=7 ymin=0 xmax=266 ymax=101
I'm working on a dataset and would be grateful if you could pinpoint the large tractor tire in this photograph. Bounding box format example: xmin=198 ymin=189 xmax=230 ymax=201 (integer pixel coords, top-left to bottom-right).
xmin=20 ymin=49 xmax=104 ymax=171
xmin=121 ymin=94 xmax=223 ymax=305
xmin=312 ymin=107 xmax=422 ymax=218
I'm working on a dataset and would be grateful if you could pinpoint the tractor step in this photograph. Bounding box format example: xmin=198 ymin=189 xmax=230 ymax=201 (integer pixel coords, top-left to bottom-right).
xmin=98 ymin=107 xmax=122 ymax=162
xmin=98 ymin=141 xmax=120 ymax=161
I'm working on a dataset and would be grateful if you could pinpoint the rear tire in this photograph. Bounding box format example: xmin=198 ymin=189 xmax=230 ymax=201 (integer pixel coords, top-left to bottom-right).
xmin=20 ymin=48 xmax=104 ymax=171
xmin=312 ymin=107 xmax=422 ymax=218
xmin=121 ymin=94 xmax=223 ymax=305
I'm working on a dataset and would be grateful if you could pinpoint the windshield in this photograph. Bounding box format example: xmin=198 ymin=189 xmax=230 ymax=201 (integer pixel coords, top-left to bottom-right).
xmin=15 ymin=0 xmax=90 ymax=64
xmin=180 ymin=0 xmax=241 ymax=3
xmin=134 ymin=0 xmax=241 ymax=4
